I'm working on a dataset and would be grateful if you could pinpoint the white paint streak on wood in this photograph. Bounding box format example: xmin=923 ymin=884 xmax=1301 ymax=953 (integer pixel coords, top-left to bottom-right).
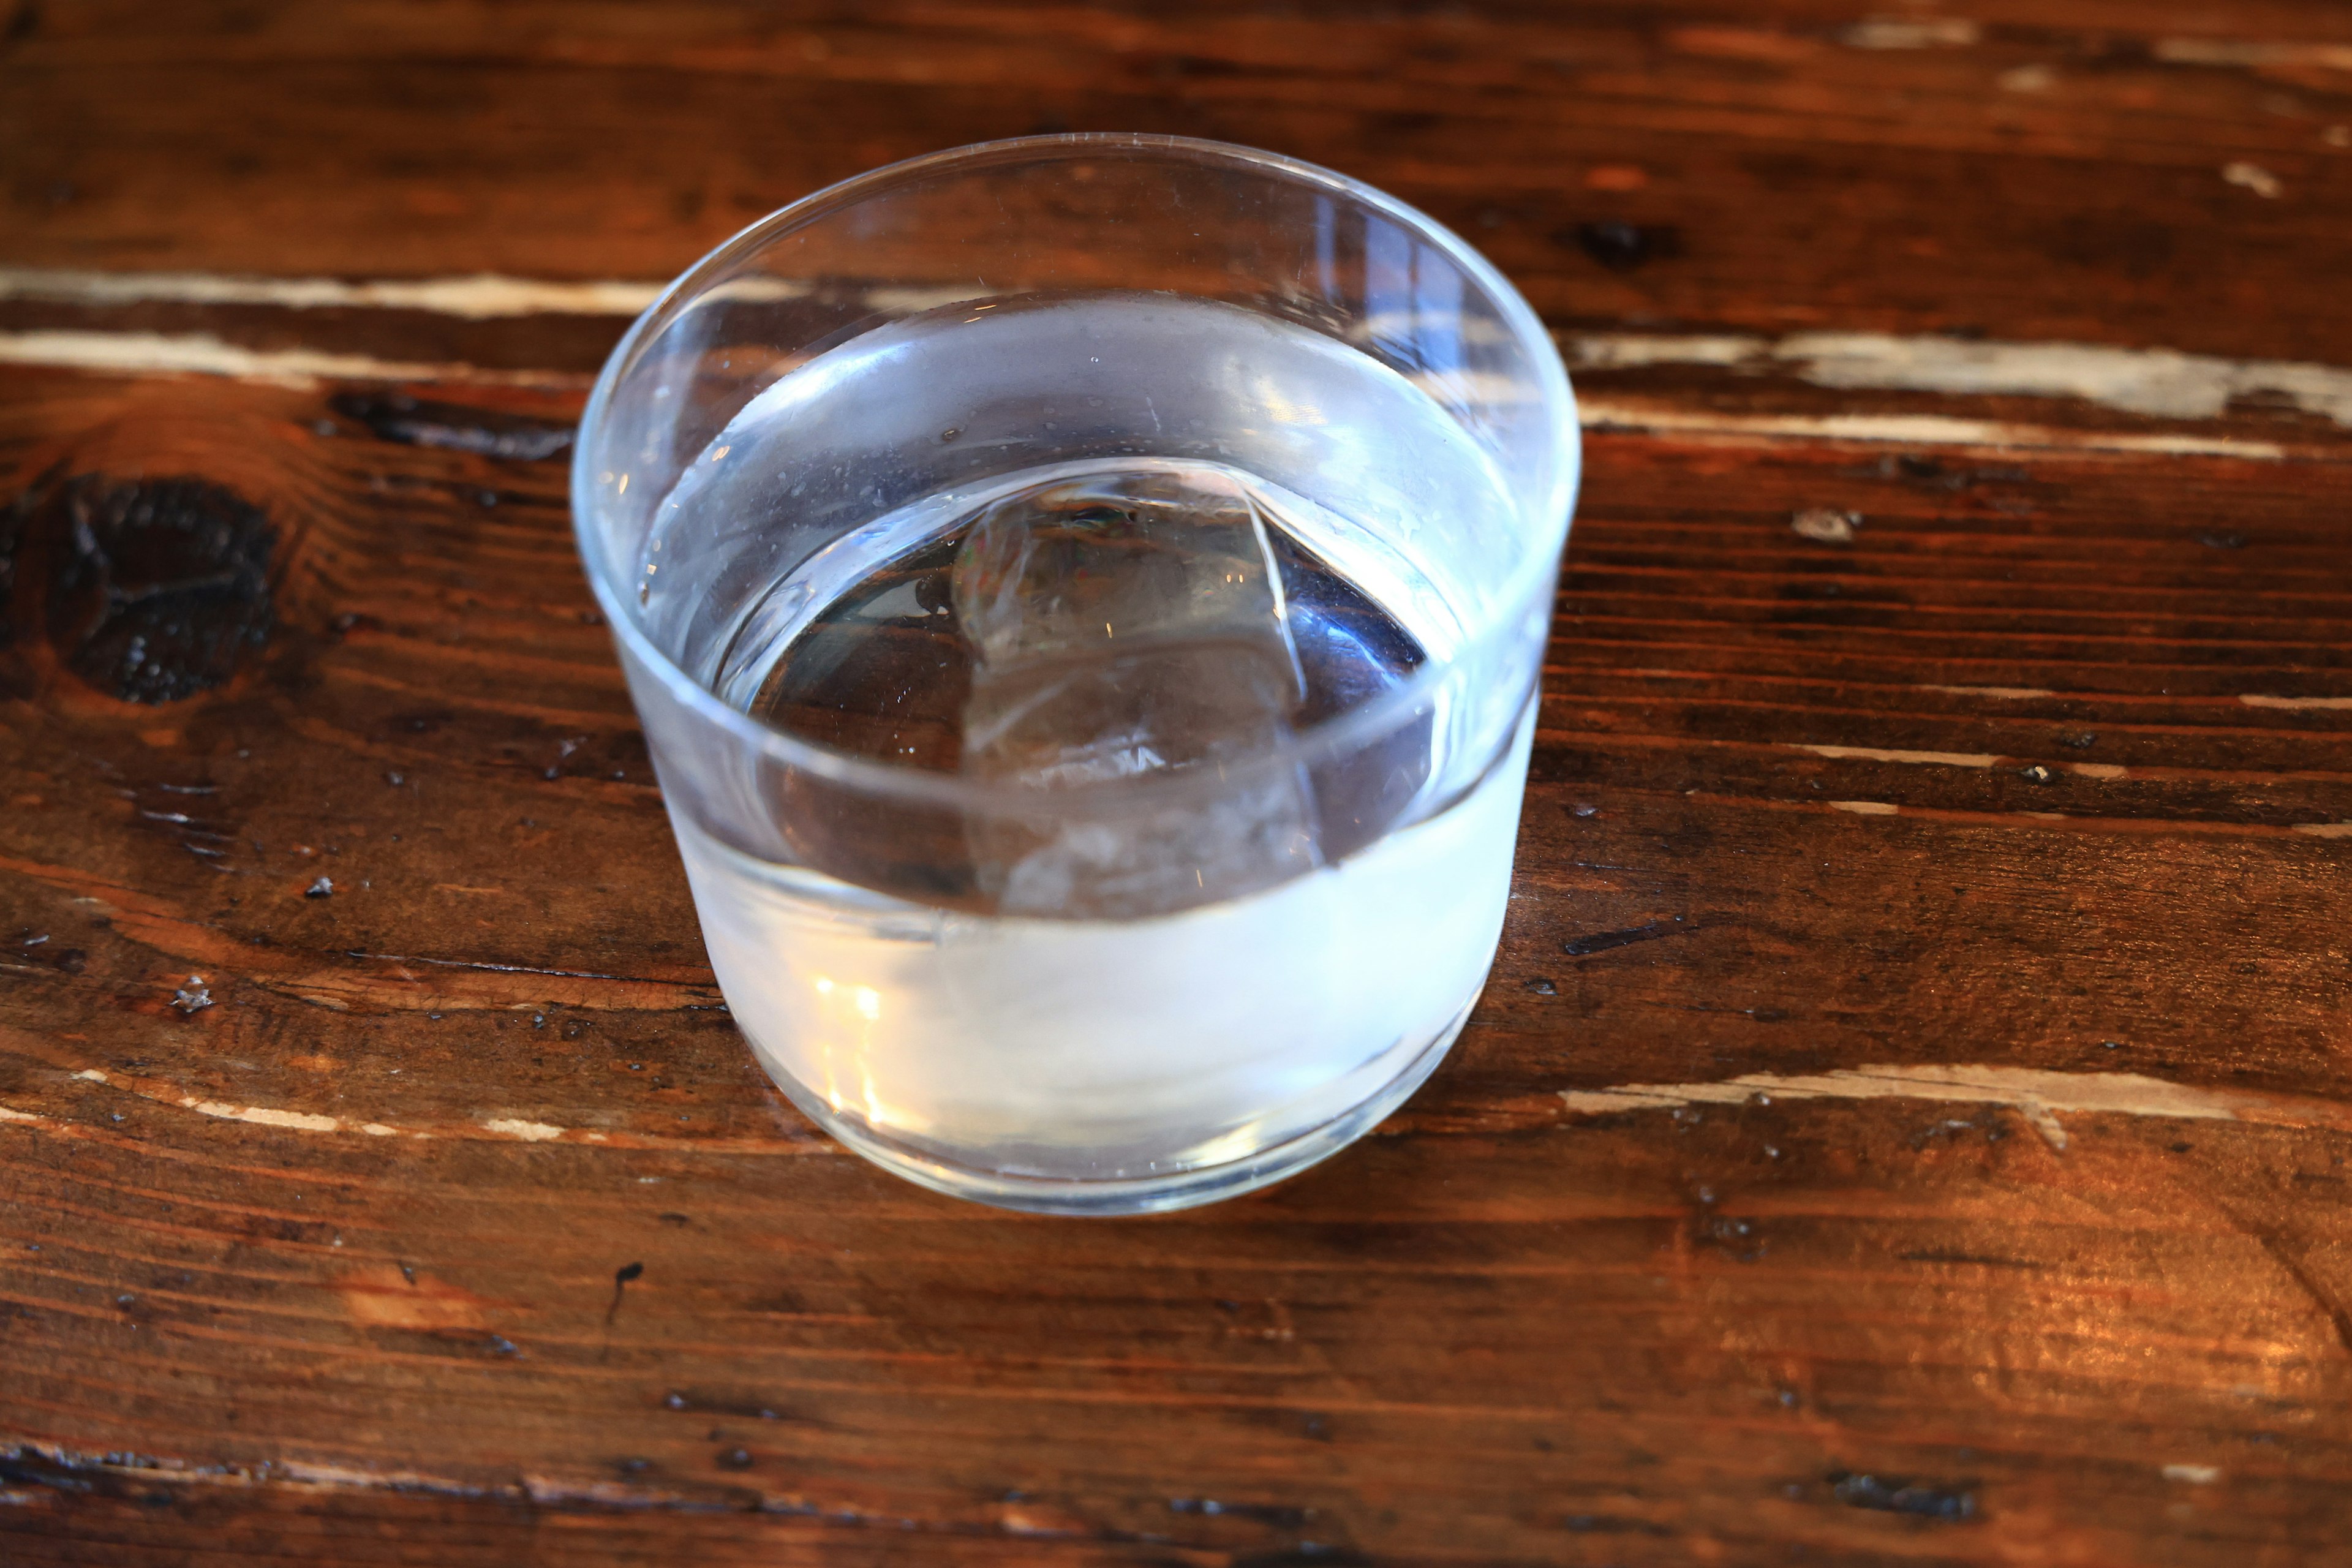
xmin=2162 ymin=1463 xmax=2223 ymax=1485
xmin=2241 ymin=693 xmax=2352 ymax=710
xmin=2016 ymin=1102 xmax=2070 ymax=1149
xmin=72 ymin=1069 xmax=107 ymax=1082
xmin=1777 ymin=331 xmax=2342 ymax=421
xmin=1574 ymin=400 xmax=2289 ymax=460
xmin=1559 ymin=1063 xmax=2352 ymax=1147
xmin=0 ymin=330 xmax=581 ymax=388
xmin=359 ymin=1123 xmax=399 ymax=1137
xmin=483 ymin=1118 xmax=568 ymax=1142
xmin=2293 ymin=823 xmax=2352 ymax=839
xmin=272 ymin=1458 xmax=547 ymax=1496
xmin=2070 ymin=763 xmax=2129 ymax=780
xmin=0 ymin=1106 xmax=50 ymax=1125
xmin=1791 ymin=507 xmax=1859 ymax=543
xmin=1568 ymin=327 xmax=2352 ymax=429
xmin=2156 ymin=37 xmax=2352 ymax=72
xmin=238 ymin=1106 xmax=344 ymax=1133
xmin=1561 ymin=334 xmax=1763 ymax=371
xmin=1830 ymin=801 xmax=1901 ymax=815
xmin=1841 ymin=18 xmax=1980 ymax=48
xmin=1800 ymin=744 xmax=2000 ymax=767
xmin=2223 ymin=162 xmax=2283 ymax=199
xmin=1918 ymin=685 xmax=2058 ymax=699
xmin=181 ymin=1098 xmax=341 ymax=1133
xmin=0 ymin=266 xmax=670 ymax=318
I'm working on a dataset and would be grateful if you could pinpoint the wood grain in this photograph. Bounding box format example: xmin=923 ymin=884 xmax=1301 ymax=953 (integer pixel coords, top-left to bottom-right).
xmin=6 ymin=1 xmax=2352 ymax=1561
xmin=6 ymin=2 xmax=2352 ymax=362
xmin=2 ymin=362 xmax=2349 ymax=1562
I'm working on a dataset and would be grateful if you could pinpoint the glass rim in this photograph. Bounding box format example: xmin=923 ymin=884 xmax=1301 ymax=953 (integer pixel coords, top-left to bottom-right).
xmin=571 ymin=131 xmax=1577 ymax=810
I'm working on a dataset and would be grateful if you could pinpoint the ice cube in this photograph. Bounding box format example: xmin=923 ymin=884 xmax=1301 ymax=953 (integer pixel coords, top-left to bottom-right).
xmin=951 ymin=466 xmax=1324 ymax=916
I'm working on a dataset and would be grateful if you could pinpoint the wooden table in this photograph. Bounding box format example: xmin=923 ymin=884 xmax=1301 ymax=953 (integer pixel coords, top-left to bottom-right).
xmin=4 ymin=4 xmax=2350 ymax=1562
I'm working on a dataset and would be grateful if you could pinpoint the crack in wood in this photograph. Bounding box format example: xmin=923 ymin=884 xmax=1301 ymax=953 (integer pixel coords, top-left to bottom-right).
xmin=1559 ymin=1063 xmax=2352 ymax=1146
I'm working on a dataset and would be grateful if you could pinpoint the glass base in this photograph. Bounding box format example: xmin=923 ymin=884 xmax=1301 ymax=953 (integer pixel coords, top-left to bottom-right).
xmin=760 ymin=992 xmax=1478 ymax=1216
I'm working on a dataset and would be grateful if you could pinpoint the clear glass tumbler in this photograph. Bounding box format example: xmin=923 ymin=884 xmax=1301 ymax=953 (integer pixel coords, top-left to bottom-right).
xmin=572 ymin=134 xmax=1577 ymax=1214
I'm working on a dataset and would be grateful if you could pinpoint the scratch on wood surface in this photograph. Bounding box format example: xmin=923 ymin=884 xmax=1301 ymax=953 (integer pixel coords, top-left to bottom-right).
xmin=5 ymin=1030 xmax=837 ymax=1153
xmin=1830 ymin=801 xmax=1900 ymax=815
xmin=1559 ymin=1063 xmax=2352 ymax=1149
xmin=1798 ymin=744 xmax=2001 ymax=767
xmin=334 ymin=1262 xmax=494 ymax=1331
xmin=1917 ymin=685 xmax=2059 ymax=699
xmin=278 ymin=957 xmax=718 ymax=1014
xmin=2154 ymin=37 xmax=2352 ymax=71
xmin=1841 ymin=17 xmax=1978 ymax=48
xmin=2293 ymin=823 xmax=2352 ymax=839
xmin=2241 ymin=694 xmax=2352 ymax=710
xmin=1579 ymin=401 xmax=2294 ymax=458
xmin=1 ymin=1439 xmax=778 ymax=1518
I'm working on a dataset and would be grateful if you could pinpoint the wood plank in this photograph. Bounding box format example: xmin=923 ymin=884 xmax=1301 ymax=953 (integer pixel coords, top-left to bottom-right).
xmin=9 ymin=286 xmax=2352 ymax=464
xmin=5 ymin=2 xmax=2352 ymax=364
xmin=2 ymin=364 xmax=2348 ymax=1561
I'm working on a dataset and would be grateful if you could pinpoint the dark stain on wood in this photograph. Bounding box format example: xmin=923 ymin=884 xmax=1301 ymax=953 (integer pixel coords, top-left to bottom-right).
xmin=36 ymin=473 xmax=275 ymax=703
xmin=1568 ymin=219 xmax=1684 ymax=272
xmin=0 ymin=478 xmax=26 ymax=653
xmin=605 ymin=1259 xmax=643 ymax=1326
xmin=328 ymin=390 xmax=575 ymax=461
xmin=1563 ymin=918 xmax=1688 ymax=957
xmin=1828 ymin=1471 xmax=1980 ymax=1521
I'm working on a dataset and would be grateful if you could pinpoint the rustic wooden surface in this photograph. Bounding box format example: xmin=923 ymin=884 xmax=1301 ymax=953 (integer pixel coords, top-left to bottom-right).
xmin=4 ymin=3 xmax=2352 ymax=1563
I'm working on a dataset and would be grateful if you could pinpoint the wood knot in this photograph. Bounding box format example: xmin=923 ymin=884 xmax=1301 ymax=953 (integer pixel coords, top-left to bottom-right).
xmin=40 ymin=473 xmax=276 ymax=703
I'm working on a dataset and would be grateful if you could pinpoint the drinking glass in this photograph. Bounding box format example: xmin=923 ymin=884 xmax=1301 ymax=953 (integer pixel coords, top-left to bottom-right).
xmin=572 ymin=134 xmax=1577 ymax=1214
